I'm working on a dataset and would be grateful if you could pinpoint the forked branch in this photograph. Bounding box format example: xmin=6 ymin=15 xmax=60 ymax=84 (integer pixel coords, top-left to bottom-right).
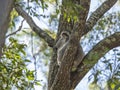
xmin=71 ymin=32 xmax=120 ymax=88
xmin=83 ymin=0 xmax=118 ymax=36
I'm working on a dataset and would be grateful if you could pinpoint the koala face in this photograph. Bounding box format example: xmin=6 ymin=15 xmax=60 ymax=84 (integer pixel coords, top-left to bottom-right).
xmin=55 ymin=30 xmax=85 ymax=68
xmin=55 ymin=31 xmax=69 ymax=50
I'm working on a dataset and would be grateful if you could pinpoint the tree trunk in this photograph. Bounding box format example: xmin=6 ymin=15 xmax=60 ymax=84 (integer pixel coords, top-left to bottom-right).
xmin=12 ymin=0 xmax=119 ymax=90
xmin=48 ymin=0 xmax=118 ymax=90
xmin=0 ymin=0 xmax=14 ymax=58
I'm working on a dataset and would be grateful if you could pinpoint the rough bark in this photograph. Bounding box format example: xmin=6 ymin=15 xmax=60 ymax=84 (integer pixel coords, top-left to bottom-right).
xmin=48 ymin=49 xmax=58 ymax=89
xmin=0 ymin=0 xmax=14 ymax=58
xmin=71 ymin=32 xmax=120 ymax=88
xmin=13 ymin=0 xmax=119 ymax=90
xmin=83 ymin=0 xmax=118 ymax=36
xmin=50 ymin=33 xmax=79 ymax=90
xmin=49 ymin=0 xmax=119 ymax=90
xmin=50 ymin=0 xmax=91 ymax=90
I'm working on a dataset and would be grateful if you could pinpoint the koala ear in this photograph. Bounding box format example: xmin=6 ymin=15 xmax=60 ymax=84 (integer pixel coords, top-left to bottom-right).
xmin=61 ymin=32 xmax=69 ymax=38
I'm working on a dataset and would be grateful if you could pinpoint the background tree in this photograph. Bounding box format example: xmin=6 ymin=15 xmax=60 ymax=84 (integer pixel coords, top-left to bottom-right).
xmin=0 ymin=0 xmax=120 ymax=90
xmin=0 ymin=0 xmax=13 ymax=58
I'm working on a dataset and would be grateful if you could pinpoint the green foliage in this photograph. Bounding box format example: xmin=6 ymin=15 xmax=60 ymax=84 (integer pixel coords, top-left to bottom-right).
xmin=95 ymin=12 xmax=120 ymax=31
xmin=9 ymin=9 xmax=19 ymax=29
xmin=107 ymin=78 xmax=120 ymax=90
xmin=89 ymin=82 xmax=101 ymax=90
xmin=87 ymin=12 xmax=120 ymax=89
xmin=0 ymin=37 xmax=41 ymax=90
xmin=48 ymin=0 xmax=84 ymax=27
xmin=45 ymin=29 xmax=56 ymax=39
xmin=62 ymin=1 xmax=83 ymax=22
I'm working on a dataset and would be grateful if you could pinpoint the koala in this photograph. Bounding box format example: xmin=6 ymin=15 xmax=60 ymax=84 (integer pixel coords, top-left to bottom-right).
xmin=54 ymin=30 xmax=85 ymax=69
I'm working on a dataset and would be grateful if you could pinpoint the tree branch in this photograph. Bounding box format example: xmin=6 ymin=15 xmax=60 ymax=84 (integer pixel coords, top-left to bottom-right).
xmin=15 ymin=5 xmax=55 ymax=47
xmin=71 ymin=32 xmax=120 ymax=88
xmin=51 ymin=34 xmax=79 ymax=90
xmin=6 ymin=19 xmax=24 ymax=38
xmin=73 ymin=0 xmax=91 ymax=38
xmin=83 ymin=0 xmax=118 ymax=36
xmin=78 ymin=0 xmax=91 ymax=23
xmin=50 ymin=0 xmax=90 ymax=90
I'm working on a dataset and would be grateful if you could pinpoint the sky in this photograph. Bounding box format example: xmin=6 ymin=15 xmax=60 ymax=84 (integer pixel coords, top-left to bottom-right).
xmin=17 ymin=0 xmax=120 ymax=90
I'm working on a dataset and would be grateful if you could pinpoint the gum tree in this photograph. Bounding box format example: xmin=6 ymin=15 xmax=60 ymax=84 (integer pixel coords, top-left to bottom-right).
xmin=0 ymin=0 xmax=120 ymax=90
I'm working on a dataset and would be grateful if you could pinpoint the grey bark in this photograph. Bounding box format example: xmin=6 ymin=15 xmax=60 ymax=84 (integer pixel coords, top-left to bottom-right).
xmin=15 ymin=6 xmax=55 ymax=47
xmin=13 ymin=0 xmax=119 ymax=90
xmin=71 ymin=32 xmax=120 ymax=88
xmin=50 ymin=0 xmax=91 ymax=90
xmin=0 ymin=0 xmax=14 ymax=58
xmin=83 ymin=0 xmax=118 ymax=36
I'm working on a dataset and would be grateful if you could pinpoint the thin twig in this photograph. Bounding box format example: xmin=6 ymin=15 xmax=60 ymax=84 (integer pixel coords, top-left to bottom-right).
xmin=30 ymin=32 xmax=37 ymax=82
xmin=6 ymin=19 xmax=25 ymax=38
